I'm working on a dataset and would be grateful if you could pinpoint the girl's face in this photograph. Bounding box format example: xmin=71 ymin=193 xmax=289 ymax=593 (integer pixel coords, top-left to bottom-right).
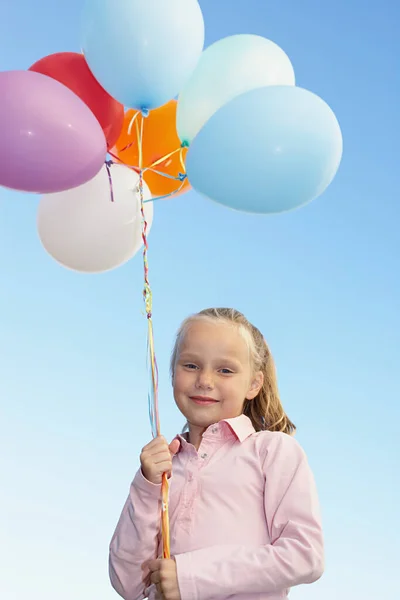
xmin=173 ymin=320 xmax=263 ymax=437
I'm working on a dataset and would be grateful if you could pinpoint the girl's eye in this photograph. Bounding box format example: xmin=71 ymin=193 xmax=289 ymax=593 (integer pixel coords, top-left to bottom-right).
xmin=219 ymin=368 xmax=234 ymax=374
xmin=184 ymin=363 xmax=198 ymax=370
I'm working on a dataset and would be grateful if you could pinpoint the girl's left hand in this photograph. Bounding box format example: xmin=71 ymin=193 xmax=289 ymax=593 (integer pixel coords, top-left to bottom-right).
xmin=148 ymin=557 xmax=181 ymax=600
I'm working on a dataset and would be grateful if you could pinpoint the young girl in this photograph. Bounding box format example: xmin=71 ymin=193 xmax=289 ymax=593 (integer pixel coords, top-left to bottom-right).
xmin=109 ymin=308 xmax=324 ymax=600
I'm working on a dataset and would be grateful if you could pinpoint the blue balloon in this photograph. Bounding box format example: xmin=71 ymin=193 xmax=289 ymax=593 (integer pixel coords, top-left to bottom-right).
xmin=185 ymin=86 xmax=343 ymax=214
xmin=81 ymin=0 xmax=205 ymax=110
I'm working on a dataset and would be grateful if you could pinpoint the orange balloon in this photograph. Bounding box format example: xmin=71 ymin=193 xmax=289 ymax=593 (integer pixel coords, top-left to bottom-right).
xmin=112 ymin=100 xmax=190 ymax=199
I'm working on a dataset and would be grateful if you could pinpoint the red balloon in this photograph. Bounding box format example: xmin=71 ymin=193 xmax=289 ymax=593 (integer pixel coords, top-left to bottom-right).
xmin=29 ymin=52 xmax=124 ymax=149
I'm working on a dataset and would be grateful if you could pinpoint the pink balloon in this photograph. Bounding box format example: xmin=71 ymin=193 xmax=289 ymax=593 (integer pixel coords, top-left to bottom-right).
xmin=0 ymin=70 xmax=107 ymax=193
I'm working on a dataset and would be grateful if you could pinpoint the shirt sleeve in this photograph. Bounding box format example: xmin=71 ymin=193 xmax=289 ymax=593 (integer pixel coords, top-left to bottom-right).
xmin=174 ymin=434 xmax=324 ymax=600
xmin=108 ymin=468 xmax=163 ymax=600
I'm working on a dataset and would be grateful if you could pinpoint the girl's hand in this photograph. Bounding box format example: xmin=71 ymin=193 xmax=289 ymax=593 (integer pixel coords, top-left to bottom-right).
xmin=148 ymin=558 xmax=181 ymax=600
xmin=140 ymin=436 xmax=180 ymax=485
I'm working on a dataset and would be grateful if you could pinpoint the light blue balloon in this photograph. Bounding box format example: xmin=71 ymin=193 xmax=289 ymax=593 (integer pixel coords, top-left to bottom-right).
xmin=81 ymin=0 xmax=205 ymax=110
xmin=177 ymin=34 xmax=295 ymax=145
xmin=185 ymin=86 xmax=343 ymax=214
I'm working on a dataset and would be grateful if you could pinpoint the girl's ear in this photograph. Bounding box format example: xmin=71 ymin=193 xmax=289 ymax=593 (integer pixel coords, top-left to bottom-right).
xmin=246 ymin=371 xmax=264 ymax=400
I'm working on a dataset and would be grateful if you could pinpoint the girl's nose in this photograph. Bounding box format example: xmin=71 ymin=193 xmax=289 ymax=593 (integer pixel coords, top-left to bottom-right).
xmin=195 ymin=370 xmax=214 ymax=390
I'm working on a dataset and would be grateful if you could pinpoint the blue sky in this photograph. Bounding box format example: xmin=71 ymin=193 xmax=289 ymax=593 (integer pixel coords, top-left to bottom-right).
xmin=0 ymin=1 xmax=399 ymax=599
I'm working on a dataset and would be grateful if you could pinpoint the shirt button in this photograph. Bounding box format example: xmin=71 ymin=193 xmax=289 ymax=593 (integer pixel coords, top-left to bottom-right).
xmin=211 ymin=427 xmax=218 ymax=433
xmin=200 ymin=453 xmax=208 ymax=459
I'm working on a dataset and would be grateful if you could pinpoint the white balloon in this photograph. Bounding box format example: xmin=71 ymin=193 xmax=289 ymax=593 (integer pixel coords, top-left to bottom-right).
xmin=37 ymin=163 xmax=153 ymax=273
xmin=177 ymin=34 xmax=295 ymax=145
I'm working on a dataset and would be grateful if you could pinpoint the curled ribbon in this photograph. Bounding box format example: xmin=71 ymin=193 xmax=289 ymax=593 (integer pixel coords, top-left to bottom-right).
xmin=105 ymin=113 xmax=184 ymax=559
xmin=136 ymin=112 xmax=171 ymax=560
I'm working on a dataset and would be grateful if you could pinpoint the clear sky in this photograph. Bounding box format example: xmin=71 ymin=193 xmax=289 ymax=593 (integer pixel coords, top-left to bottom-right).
xmin=0 ymin=1 xmax=399 ymax=599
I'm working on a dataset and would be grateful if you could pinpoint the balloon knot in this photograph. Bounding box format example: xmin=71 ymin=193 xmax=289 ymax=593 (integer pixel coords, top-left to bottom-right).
xmin=177 ymin=172 xmax=187 ymax=181
xmin=181 ymin=141 xmax=189 ymax=148
xmin=141 ymin=108 xmax=150 ymax=118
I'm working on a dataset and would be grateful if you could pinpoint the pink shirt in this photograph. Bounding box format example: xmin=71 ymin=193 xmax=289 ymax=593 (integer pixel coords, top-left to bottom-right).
xmin=109 ymin=415 xmax=324 ymax=600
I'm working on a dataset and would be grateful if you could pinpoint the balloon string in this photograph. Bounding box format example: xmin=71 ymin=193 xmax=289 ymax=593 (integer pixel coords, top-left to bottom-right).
xmin=116 ymin=112 xmax=142 ymax=153
xmin=137 ymin=112 xmax=171 ymax=561
xmin=108 ymin=150 xmax=186 ymax=182
xmin=128 ymin=111 xmax=140 ymax=136
xmin=108 ymin=150 xmax=140 ymax=173
xmin=105 ymin=160 xmax=115 ymax=203
xmin=114 ymin=108 xmax=188 ymax=188
xmin=106 ymin=155 xmax=187 ymax=204
xmin=106 ymin=157 xmax=187 ymax=205
xmin=143 ymin=147 xmax=183 ymax=172
xmin=142 ymin=179 xmax=187 ymax=203
xmin=178 ymin=146 xmax=186 ymax=174
xmin=116 ymin=146 xmax=187 ymax=177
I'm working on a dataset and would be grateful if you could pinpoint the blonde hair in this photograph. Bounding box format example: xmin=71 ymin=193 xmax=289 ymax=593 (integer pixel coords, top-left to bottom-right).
xmin=170 ymin=308 xmax=296 ymax=435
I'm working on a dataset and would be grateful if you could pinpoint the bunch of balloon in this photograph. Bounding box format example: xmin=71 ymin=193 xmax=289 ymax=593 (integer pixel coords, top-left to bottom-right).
xmin=0 ymin=0 xmax=205 ymax=274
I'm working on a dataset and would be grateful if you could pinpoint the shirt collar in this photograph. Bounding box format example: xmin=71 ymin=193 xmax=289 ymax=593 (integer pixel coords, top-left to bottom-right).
xmin=175 ymin=414 xmax=255 ymax=450
xmin=222 ymin=413 xmax=256 ymax=442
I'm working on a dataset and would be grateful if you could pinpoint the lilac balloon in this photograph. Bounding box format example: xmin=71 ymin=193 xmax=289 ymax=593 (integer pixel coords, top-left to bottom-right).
xmin=0 ymin=70 xmax=107 ymax=193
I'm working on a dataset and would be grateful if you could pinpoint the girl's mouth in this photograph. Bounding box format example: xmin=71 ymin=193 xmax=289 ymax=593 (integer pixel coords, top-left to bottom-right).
xmin=190 ymin=396 xmax=219 ymax=406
